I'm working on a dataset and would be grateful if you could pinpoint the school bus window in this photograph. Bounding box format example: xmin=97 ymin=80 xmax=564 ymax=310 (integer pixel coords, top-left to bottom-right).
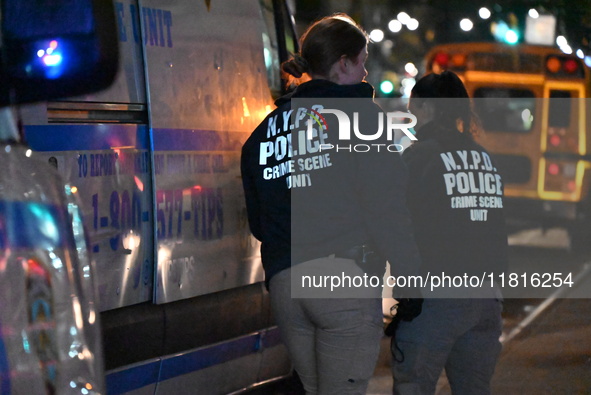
xmin=470 ymin=53 xmax=543 ymax=73
xmin=473 ymin=88 xmax=536 ymax=133
xmin=549 ymin=90 xmax=572 ymax=128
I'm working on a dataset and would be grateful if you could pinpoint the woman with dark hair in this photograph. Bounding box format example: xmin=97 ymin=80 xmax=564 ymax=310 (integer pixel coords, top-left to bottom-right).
xmin=241 ymin=13 xmax=421 ymax=394
xmin=391 ymin=71 xmax=508 ymax=394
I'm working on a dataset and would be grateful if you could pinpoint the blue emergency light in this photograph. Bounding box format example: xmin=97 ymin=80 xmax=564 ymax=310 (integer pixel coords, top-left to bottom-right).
xmin=0 ymin=0 xmax=119 ymax=104
xmin=34 ymin=40 xmax=65 ymax=78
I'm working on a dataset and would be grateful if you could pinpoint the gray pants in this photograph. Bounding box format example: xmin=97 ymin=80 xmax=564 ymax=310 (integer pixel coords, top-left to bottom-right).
xmin=392 ymin=298 xmax=503 ymax=395
xmin=269 ymin=265 xmax=384 ymax=395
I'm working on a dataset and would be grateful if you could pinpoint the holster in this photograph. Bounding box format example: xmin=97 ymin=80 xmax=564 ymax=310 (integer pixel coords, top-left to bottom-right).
xmin=334 ymin=244 xmax=384 ymax=277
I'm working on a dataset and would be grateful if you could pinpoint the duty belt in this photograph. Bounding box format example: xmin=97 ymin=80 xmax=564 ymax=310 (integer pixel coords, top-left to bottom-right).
xmin=333 ymin=244 xmax=375 ymax=265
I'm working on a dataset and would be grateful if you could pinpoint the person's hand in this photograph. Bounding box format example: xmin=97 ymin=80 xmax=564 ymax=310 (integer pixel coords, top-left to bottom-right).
xmin=384 ymin=298 xmax=423 ymax=337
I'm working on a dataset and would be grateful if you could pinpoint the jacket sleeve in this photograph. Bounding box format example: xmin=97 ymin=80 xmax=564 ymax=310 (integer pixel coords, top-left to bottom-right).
xmin=241 ymin=142 xmax=263 ymax=241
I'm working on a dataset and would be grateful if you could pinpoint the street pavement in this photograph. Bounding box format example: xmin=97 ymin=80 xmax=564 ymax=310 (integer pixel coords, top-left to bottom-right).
xmin=491 ymin=298 xmax=591 ymax=394
xmin=368 ymin=295 xmax=591 ymax=394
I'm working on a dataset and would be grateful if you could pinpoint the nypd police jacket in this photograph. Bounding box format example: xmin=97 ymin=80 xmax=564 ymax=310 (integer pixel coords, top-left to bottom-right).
xmin=241 ymin=79 xmax=421 ymax=287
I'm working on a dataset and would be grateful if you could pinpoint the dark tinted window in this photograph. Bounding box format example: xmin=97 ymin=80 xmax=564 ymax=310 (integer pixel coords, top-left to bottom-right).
xmin=548 ymin=90 xmax=572 ymax=128
xmin=473 ymin=88 xmax=536 ymax=133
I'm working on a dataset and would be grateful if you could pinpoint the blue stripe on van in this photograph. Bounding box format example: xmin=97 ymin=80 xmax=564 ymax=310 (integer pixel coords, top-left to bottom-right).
xmin=105 ymin=327 xmax=282 ymax=395
xmin=105 ymin=360 xmax=161 ymax=395
xmin=23 ymin=125 xmax=246 ymax=152
xmin=152 ymin=128 xmax=246 ymax=151
xmin=24 ymin=125 xmax=149 ymax=151
xmin=158 ymin=333 xmax=259 ymax=381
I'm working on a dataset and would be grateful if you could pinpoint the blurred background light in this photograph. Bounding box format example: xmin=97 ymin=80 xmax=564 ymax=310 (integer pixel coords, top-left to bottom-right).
xmin=404 ymin=62 xmax=418 ymax=77
xmin=560 ymin=44 xmax=573 ymax=54
xmin=479 ymin=7 xmax=491 ymax=19
xmin=401 ymin=77 xmax=416 ymax=98
xmin=407 ymin=18 xmax=419 ymax=31
xmin=460 ymin=18 xmax=473 ymax=32
xmin=556 ymin=35 xmax=568 ymax=47
xmin=370 ymin=29 xmax=384 ymax=42
xmin=388 ymin=19 xmax=402 ymax=33
xmin=528 ymin=9 xmax=540 ymax=19
xmin=380 ymin=80 xmax=394 ymax=94
xmin=397 ymin=12 xmax=411 ymax=25
xmin=505 ymin=29 xmax=519 ymax=44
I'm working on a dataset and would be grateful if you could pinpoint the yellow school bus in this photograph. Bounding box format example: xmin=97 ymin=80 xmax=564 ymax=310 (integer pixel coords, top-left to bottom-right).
xmin=424 ymin=42 xmax=591 ymax=251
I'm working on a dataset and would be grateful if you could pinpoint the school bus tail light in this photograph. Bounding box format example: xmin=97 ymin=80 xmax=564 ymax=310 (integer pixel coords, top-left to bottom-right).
xmin=547 ymin=126 xmax=578 ymax=152
xmin=541 ymin=89 xmax=584 ymax=199
xmin=543 ymin=160 xmax=578 ymax=194
xmin=546 ymin=56 xmax=561 ymax=73
xmin=549 ymin=133 xmax=561 ymax=147
xmin=434 ymin=52 xmax=449 ymax=65
xmin=563 ymin=59 xmax=579 ymax=74
xmin=430 ymin=52 xmax=467 ymax=73
xmin=545 ymin=56 xmax=584 ymax=78
xmin=548 ymin=162 xmax=560 ymax=176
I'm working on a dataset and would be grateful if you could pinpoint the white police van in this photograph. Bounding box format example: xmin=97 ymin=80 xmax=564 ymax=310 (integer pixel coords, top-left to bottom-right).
xmin=2 ymin=0 xmax=299 ymax=394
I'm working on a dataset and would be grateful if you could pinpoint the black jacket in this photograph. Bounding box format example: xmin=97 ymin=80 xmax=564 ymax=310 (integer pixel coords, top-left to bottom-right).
xmin=241 ymin=79 xmax=421 ymax=285
xmin=402 ymin=122 xmax=509 ymax=278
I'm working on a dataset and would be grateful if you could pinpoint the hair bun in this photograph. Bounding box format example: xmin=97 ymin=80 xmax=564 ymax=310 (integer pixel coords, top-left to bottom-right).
xmin=293 ymin=54 xmax=310 ymax=71
xmin=281 ymin=54 xmax=310 ymax=78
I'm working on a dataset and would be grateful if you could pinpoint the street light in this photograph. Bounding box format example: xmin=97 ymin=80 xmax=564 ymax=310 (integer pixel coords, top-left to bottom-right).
xmin=407 ymin=18 xmax=419 ymax=31
xmin=397 ymin=12 xmax=411 ymax=25
xmin=370 ymin=29 xmax=385 ymax=43
xmin=528 ymin=9 xmax=539 ymax=19
xmin=405 ymin=62 xmax=418 ymax=77
xmin=479 ymin=7 xmax=491 ymax=19
xmin=561 ymin=44 xmax=573 ymax=54
xmin=460 ymin=18 xmax=473 ymax=32
xmin=388 ymin=19 xmax=402 ymax=33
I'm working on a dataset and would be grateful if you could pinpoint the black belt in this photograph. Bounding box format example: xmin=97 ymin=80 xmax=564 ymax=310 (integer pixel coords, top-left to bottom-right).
xmin=333 ymin=244 xmax=374 ymax=264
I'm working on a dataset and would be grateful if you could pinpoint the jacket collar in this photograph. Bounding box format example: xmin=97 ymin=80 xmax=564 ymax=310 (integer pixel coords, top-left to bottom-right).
xmin=275 ymin=79 xmax=375 ymax=106
xmin=415 ymin=121 xmax=466 ymax=142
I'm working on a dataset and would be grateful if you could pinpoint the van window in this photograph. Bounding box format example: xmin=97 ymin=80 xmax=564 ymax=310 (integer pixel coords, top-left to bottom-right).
xmin=259 ymin=0 xmax=283 ymax=98
xmin=473 ymin=88 xmax=536 ymax=133
xmin=280 ymin=1 xmax=297 ymax=57
xmin=259 ymin=0 xmax=298 ymax=99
